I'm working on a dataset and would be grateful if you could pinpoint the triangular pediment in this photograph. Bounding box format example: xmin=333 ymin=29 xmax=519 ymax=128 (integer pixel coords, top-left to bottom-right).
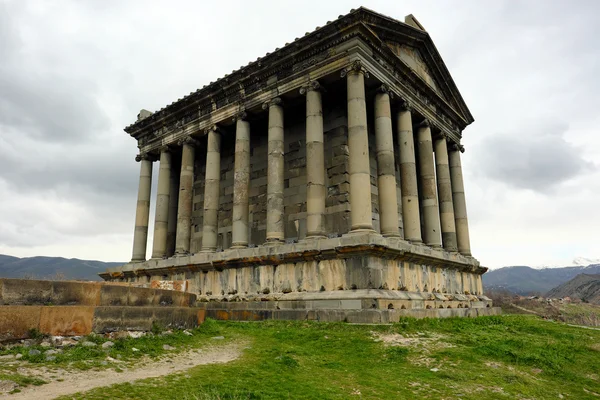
xmin=385 ymin=41 xmax=444 ymax=98
xmin=355 ymin=8 xmax=474 ymax=125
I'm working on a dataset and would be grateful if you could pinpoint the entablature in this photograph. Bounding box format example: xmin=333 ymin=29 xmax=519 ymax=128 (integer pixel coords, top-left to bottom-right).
xmin=130 ymin=8 xmax=473 ymax=155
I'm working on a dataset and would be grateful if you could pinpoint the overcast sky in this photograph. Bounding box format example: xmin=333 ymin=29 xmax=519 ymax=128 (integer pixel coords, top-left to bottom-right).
xmin=0 ymin=0 xmax=598 ymax=268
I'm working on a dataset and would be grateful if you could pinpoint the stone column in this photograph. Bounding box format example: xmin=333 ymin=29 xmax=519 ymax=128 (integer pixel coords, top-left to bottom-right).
xmin=201 ymin=126 xmax=221 ymax=252
xmin=416 ymin=120 xmax=442 ymax=248
xmin=342 ymin=60 xmax=373 ymax=232
xmin=434 ymin=134 xmax=458 ymax=252
xmin=397 ymin=103 xmax=422 ymax=243
xmin=374 ymin=85 xmax=400 ymax=237
xmin=263 ymin=98 xmax=285 ymax=243
xmin=151 ymin=147 xmax=172 ymax=259
xmin=175 ymin=137 xmax=197 ymax=255
xmin=231 ymin=112 xmax=251 ymax=248
xmin=166 ymin=153 xmax=180 ymax=257
xmin=131 ymin=154 xmax=153 ymax=262
xmin=449 ymin=144 xmax=472 ymax=256
xmin=301 ymin=81 xmax=326 ymax=238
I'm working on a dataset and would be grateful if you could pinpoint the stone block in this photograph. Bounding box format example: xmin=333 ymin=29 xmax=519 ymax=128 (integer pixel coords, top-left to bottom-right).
xmin=312 ymin=299 xmax=341 ymax=309
xmin=1 ymin=279 xmax=53 ymax=305
xmin=92 ymin=307 xmax=124 ymax=333
xmin=314 ymin=310 xmax=346 ymax=322
xmin=0 ymin=306 xmax=42 ymax=340
xmin=99 ymin=285 xmax=129 ymax=306
xmin=340 ymin=299 xmax=362 ymax=310
xmin=119 ymin=307 xmax=155 ymax=331
xmin=39 ymin=306 xmax=94 ymax=336
xmin=51 ymin=281 xmax=102 ymax=306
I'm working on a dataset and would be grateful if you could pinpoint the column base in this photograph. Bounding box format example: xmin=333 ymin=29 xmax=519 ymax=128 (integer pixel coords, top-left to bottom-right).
xmin=382 ymin=232 xmax=401 ymax=238
xmin=348 ymin=228 xmax=376 ymax=235
xmin=428 ymin=244 xmax=443 ymax=249
xmin=201 ymin=248 xmax=217 ymax=253
xmin=303 ymin=234 xmax=327 ymax=241
xmin=230 ymin=244 xmax=248 ymax=249
xmin=130 ymin=258 xmax=146 ymax=263
xmin=264 ymin=239 xmax=284 ymax=246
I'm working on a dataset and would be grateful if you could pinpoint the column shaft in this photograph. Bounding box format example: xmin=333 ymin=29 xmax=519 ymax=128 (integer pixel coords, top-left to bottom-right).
xmin=265 ymin=98 xmax=285 ymax=243
xmin=374 ymin=88 xmax=400 ymax=237
xmin=303 ymin=83 xmax=326 ymax=238
xmin=202 ymin=127 xmax=221 ymax=251
xmin=131 ymin=156 xmax=153 ymax=262
xmin=232 ymin=116 xmax=251 ymax=248
xmin=151 ymin=149 xmax=172 ymax=258
xmin=434 ymin=136 xmax=458 ymax=251
xmin=166 ymin=154 xmax=180 ymax=257
xmin=175 ymin=139 xmax=195 ymax=255
xmin=449 ymin=146 xmax=472 ymax=255
xmin=345 ymin=63 xmax=373 ymax=231
xmin=397 ymin=107 xmax=422 ymax=243
xmin=417 ymin=121 xmax=442 ymax=247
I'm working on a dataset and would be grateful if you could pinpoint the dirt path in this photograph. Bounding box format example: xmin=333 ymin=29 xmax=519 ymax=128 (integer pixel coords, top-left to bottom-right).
xmin=5 ymin=344 xmax=242 ymax=400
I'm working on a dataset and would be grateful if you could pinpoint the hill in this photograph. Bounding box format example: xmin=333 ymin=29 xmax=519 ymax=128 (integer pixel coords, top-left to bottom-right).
xmin=483 ymin=264 xmax=600 ymax=295
xmin=547 ymin=273 xmax=600 ymax=304
xmin=0 ymin=254 xmax=124 ymax=281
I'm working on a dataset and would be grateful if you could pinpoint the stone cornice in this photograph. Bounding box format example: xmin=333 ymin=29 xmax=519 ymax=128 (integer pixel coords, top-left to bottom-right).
xmin=126 ymin=7 xmax=473 ymax=148
xmin=99 ymin=236 xmax=486 ymax=280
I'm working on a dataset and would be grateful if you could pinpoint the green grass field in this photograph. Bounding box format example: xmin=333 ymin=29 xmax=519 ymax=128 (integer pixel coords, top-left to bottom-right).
xmin=40 ymin=315 xmax=600 ymax=399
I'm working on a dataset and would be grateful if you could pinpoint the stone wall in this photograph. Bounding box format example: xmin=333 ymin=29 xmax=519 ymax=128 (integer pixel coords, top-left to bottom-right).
xmin=189 ymin=99 xmax=360 ymax=250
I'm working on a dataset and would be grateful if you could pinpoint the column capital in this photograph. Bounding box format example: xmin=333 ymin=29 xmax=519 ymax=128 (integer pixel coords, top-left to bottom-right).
xmin=204 ymin=124 xmax=222 ymax=135
xmin=418 ymin=119 xmax=430 ymax=128
xmin=177 ymin=136 xmax=199 ymax=147
xmin=299 ymin=80 xmax=322 ymax=95
xmin=450 ymin=143 xmax=465 ymax=153
xmin=262 ymin=97 xmax=283 ymax=110
xmin=399 ymin=100 xmax=412 ymax=112
xmin=159 ymin=145 xmax=173 ymax=154
xmin=341 ymin=60 xmax=370 ymax=79
xmin=435 ymin=131 xmax=448 ymax=141
xmin=232 ymin=110 xmax=248 ymax=122
xmin=377 ymin=84 xmax=394 ymax=98
xmin=135 ymin=153 xmax=157 ymax=162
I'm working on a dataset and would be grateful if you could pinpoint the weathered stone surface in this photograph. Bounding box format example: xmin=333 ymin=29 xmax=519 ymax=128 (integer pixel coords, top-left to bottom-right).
xmin=114 ymin=8 xmax=487 ymax=320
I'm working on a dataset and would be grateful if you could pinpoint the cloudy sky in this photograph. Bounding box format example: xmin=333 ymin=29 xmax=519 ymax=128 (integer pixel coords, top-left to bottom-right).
xmin=0 ymin=0 xmax=598 ymax=268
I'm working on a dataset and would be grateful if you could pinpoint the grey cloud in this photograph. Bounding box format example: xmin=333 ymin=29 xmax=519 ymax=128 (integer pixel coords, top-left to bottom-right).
xmin=475 ymin=123 xmax=595 ymax=192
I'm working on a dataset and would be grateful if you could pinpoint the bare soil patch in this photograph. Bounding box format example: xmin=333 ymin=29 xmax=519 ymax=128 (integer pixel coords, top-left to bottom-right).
xmin=2 ymin=344 xmax=242 ymax=400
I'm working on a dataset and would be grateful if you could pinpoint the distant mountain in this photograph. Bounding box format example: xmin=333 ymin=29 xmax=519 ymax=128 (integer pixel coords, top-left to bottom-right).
xmin=0 ymin=254 xmax=124 ymax=281
xmin=483 ymin=264 xmax=600 ymax=295
xmin=546 ymin=274 xmax=600 ymax=304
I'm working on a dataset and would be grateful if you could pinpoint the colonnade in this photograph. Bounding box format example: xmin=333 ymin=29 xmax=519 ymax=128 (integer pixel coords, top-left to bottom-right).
xmin=130 ymin=64 xmax=472 ymax=262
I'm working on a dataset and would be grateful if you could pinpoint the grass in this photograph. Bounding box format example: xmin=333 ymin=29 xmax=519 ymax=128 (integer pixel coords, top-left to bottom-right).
xmin=0 ymin=326 xmax=227 ymax=372
xmin=45 ymin=315 xmax=600 ymax=400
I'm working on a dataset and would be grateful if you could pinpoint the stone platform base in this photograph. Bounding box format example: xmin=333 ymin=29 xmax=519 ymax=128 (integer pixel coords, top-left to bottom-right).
xmin=197 ymin=289 xmax=499 ymax=323
xmin=0 ymin=305 xmax=206 ymax=341
xmin=203 ymin=307 xmax=501 ymax=323
xmin=0 ymin=278 xmax=203 ymax=341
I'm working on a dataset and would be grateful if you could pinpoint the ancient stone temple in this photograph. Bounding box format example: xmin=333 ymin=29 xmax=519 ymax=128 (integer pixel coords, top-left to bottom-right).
xmin=101 ymin=8 xmax=497 ymax=321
